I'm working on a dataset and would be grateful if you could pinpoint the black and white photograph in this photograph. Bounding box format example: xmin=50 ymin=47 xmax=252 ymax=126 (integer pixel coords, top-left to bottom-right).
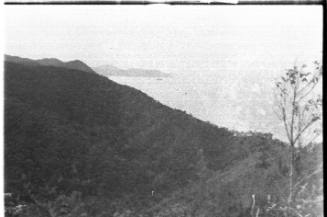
xmin=2 ymin=4 xmax=323 ymax=217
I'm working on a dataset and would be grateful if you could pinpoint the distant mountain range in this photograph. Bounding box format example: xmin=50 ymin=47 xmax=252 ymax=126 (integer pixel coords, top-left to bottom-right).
xmin=5 ymin=54 xmax=95 ymax=74
xmin=93 ymin=64 xmax=171 ymax=77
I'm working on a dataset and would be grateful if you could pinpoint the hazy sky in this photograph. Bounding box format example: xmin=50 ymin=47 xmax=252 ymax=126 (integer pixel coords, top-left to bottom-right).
xmin=5 ymin=5 xmax=322 ymax=75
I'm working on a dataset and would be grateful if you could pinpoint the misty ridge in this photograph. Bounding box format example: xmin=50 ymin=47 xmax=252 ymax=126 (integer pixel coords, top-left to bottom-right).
xmin=4 ymin=54 xmax=322 ymax=217
xmin=94 ymin=65 xmax=171 ymax=78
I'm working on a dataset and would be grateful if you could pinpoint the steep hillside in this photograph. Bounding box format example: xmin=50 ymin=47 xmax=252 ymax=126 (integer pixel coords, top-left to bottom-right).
xmin=5 ymin=59 xmax=236 ymax=198
xmin=5 ymin=56 xmax=321 ymax=217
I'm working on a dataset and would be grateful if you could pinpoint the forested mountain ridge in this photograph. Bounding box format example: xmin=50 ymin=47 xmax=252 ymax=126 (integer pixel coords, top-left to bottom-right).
xmin=5 ymin=55 xmax=95 ymax=73
xmin=4 ymin=56 xmax=321 ymax=217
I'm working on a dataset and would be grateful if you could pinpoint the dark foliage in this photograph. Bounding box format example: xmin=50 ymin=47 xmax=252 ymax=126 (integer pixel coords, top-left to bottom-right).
xmin=5 ymin=56 xmax=320 ymax=217
xmin=5 ymin=59 xmax=248 ymax=205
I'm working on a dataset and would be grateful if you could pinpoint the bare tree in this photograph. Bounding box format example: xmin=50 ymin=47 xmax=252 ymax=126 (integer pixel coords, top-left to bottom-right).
xmin=274 ymin=61 xmax=322 ymax=204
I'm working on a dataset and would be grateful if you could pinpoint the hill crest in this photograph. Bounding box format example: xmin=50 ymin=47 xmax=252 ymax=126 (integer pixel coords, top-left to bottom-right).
xmin=5 ymin=54 xmax=95 ymax=73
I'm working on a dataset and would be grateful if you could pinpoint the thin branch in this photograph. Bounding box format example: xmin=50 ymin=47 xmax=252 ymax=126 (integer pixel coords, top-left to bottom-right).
xmin=294 ymin=165 xmax=323 ymax=189
xmin=293 ymin=119 xmax=319 ymax=145
xmin=274 ymin=109 xmax=283 ymax=121
xmin=297 ymin=72 xmax=321 ymax=100
xmin=287 ymin=206 xmax=304 ymax=217
xmin=298 ymin=197 xmax=323 ymax=204
xmin=303 ymin=133 xmax=320 ymax=147
xmin=274 ymin=88 xmax=292 ymax=142
xmin=297 ymin=82 xmax=318 ymax=102
xmin=281 ymin=106 xmax=292 ymax=143
xmin=273 ymin=101 xmax=284 ymax=121
xmin=290 ymin=75 xmax=299 ymax=145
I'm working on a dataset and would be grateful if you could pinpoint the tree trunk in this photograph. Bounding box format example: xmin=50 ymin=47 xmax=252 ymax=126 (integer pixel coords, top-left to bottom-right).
xmin=288 ymin=144 xmax=294 ymax=204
